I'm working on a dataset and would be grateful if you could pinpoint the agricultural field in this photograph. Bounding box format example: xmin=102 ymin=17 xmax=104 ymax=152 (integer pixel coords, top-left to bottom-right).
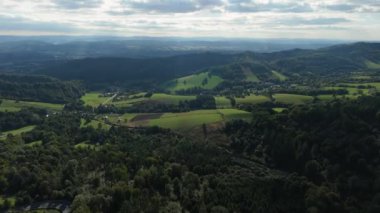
xmin=242 ymin=66 xmax=260 ymax=82
xmin=341 ymin=82 xmax=380 ymax=89
xmin=80 ymin=119 xmax=111 ymax=130
xmin=0 ymin=196 xmax=16 ymax=208
xmin=317 ymin=94 xmax=359 ymax=101
xmin=150 ymin=93 xmax=196 ymax=104
xmin=74 ymin=142 xmax=99 ymax=150
xmin=165 ymin=72 xmax=223 ymax=92
xmin=108 ymin=109 xmax=251 ymax=130
xmin=324 ymin=86 xmax=370 ymax=95
xmin=365 ymin=60 xmax=380 ymax=69
xmin=0 ymin=125 xmax=36 ymax=139
xmin=81 ymin=92 xmax=111 ymax=107
xmin=25 ymin=140 xmax=42 ymax=147
xmin=272 ymin=71 xmax=288 ymax=81
xmin=273 ymin=107 xmax=287 ymax=113
xmin=0 ymin=99 xmax=63 ymax=112
xmin=215 ymin=96 xmax=232 ymax=108
xmin=235 ymin=95 xmax=271 ymax=105
xmin=273 ymin=94 xmax=313 ymax=105
xmin=111 ymin=93 xmax=196 ymax=107
xmin=112 ymin=97 xmax=148 ymax=107
xmin=351 ymin=75 xmax=372 ymax=80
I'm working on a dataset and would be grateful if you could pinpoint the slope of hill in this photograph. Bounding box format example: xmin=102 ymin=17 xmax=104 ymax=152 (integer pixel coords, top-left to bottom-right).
xmin=38 ymin=42 xmax=380 ymax=89
xmin=38 ymin=53 xmax=236 ymax=86
xmin=0 ymin=74 xmax=84 ymax=103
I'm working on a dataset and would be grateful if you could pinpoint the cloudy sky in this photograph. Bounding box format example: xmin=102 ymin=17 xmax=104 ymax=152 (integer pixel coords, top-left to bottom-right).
xmin=0 ymin=0 xmax=379 ymax=40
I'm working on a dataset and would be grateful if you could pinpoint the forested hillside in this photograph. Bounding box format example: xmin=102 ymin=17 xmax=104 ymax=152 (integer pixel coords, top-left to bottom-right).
xmin=1 ymin=96 xmax=380 ymax=212
xmin=38 ymin=53 xmax=236 ymax=86
xmin=37 ymin=43 xmax=380 ymax=89
xmin=0 ymin=74 xmax=84 ymax=103
xmin=226 ymin=96 xmax=380 ymax=212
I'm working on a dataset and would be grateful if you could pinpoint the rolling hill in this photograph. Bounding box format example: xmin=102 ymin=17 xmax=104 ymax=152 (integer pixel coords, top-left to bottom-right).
xmin=37 ymin=42 xmax=380 ymax=89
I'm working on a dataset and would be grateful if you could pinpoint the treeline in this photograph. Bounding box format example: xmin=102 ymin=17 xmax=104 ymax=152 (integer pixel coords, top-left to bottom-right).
xmin=0 ymin=112 xmax=305 ymax=212
xmin=39 ymin=53 xmax=235 ymax=85
xmin=225 ymin=96 xmax=380 ymax=212
xmin=0 ymin=74 xmax=84 ymax=103
xmin=96 ymin=95 xmax=217 ymax=114
xmin=0 ymin=108 xmax=45 ymax=133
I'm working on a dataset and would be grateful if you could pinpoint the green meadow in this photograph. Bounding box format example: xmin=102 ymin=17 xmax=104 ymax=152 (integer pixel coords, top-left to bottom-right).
xmin=273 ymin=107 xmax=287 ymax=113
xmin=150 ymin=93 xmax=196 ymax=104
xmin=165 ymin=72 xmax=223 ymax=92
xmin=0 ymin=125 xmax=36 ymax=139
xmin=215 ymin=96 xmax=232 ymax=108
xmin=25 ymin=140 xmax=43 ymax=147
xmin=235 ymin=95 xmax=271 ymax=105
xmin=242 ymin=67 xmax=260 ymax=82
xmin=81 ymin=92 xmax=110 ymax=107
xmin=110 ymin=109 xmax=251 ymax=129
xmin=80 ymin=119 xmax=111 ymax=130
xmin=0 ymin=99 xmax=63 ymax=112
xmin=365 ymin=60 xmax=380 ymax=69
xmin=272 ymin=71 xmax=288 ymax=81
xmin=273 ymin=94 xmax=313 ymax=105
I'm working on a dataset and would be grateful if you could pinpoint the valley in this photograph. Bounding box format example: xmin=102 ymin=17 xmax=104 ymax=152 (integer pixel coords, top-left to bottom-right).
xmin=1 ymin=42 xmax=380 ymax=212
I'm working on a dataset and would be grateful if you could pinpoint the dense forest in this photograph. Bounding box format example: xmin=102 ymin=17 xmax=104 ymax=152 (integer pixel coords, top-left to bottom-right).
xmin=34 ymin=42 xmax=380 ymax=89
xmin=1 ymin=96 xmax=380 ymax=212
xmin=0 ymin=74 xmax=84 ymax=103
xmin=38 ymin=53 xmax=236 ymax=86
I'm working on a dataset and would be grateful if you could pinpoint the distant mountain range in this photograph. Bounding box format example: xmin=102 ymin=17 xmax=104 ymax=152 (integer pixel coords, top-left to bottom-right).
xmin=0 ymin=37 xmax=342 ymax=69
xmin=35 ymin=42 xmax=380 ymax=88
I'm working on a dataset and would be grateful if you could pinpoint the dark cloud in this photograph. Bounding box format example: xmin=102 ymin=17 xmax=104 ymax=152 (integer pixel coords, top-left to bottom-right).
xmin=52 ymin=0 xmax=103 ymax=9
xmin=0 ymin=15 xmax=78 ymax=32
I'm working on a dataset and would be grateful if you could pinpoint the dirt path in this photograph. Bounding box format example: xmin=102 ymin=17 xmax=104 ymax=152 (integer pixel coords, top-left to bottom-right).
xmin=102 ymin=93 xmax=118 ymax=105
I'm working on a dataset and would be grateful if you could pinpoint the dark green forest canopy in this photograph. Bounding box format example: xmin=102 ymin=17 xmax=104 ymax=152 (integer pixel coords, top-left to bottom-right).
xmin=1 ymin=96 xmax=380 ymax=212
xmin=0 ymin=74 xmax=84 ymax=103
xmin=36 ymin=42 xmax=380 ymax=88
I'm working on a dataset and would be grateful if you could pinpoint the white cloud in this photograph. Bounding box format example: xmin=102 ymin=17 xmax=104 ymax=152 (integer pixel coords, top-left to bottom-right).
xmin=0 ymin=0 xmax=378 ymax=40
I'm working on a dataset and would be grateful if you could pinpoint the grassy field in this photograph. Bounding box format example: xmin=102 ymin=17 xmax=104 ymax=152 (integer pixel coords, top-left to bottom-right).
xmin=111 ymin=109 xmax=251 ymax=129
xmin=317 ymin=94 xmax=359 ymax=101
xmin=81 ymin=92 xmax=110 ymax=107
xmin=341 ymin=82 xmax=380 ymax=89
xmin=272 ymin=71 xmax=288 ymax=81
xmin=273 ymin=108 xmax=287 ymax=113
xmin=273 ymin=94 xmax=313 ymax=105
xmin=351 ymin=75 xmax=372 ymax=80
xmin=219 ymin=109 xmax=252 ymax=121
xmin=112 ymin=97 xmax=148 ymax=107
xmin=75 ymin=142 xmax=98 ymax=150
xmin=80 ymin=119 xmax=111 ymax=130
xmin=242 ymin=66 xmax=260 ymax=82
xmin=0 ymin=196 xmax=16 ymax=208
xmin=215 ymin=96 xmax=232 ymax=108
xmin=325 ymin=86 xmax=370 ymax=95
xmin=0 ymin=125 xmax=36 ymax=139
xmin=365 ymin=60 xmax=380 ymax=69
xmin=25 ymin=140 xmax=43 ymax=147
xmin=112 ymin=93 xmax=195 ymax=107
xmin=0 ymin=99 xmax=63 ymax=112
xmin=165 ymin=72 xmax=223 ymax=92
xmin=235 ymin=95 xmax=271 ymax=105
xmin=150 ymin=93 xmax=196 ymax=104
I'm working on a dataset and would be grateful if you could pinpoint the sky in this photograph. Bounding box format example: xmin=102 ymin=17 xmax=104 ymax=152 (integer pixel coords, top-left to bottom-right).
xmin=0 ymin=0 xmax=379 ymax=40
